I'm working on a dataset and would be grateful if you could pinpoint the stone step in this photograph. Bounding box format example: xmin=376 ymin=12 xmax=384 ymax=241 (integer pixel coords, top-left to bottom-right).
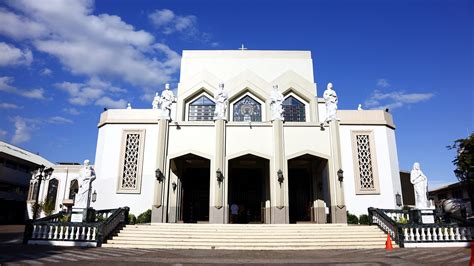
xmin=123 ymin=226 xmax=381 ymax=231
xmin=111 ymin=237 xmax=387 ymax=242
xmin=102 ymin=242 xmax=396 ymax=250
xmin=104 ymin=224 xmax=396 ymax=250
xmin=117 ymin=232 xmax=384 ymax=237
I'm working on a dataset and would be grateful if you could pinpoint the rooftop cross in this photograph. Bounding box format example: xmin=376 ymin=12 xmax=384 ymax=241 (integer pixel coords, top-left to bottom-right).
xmin=239 ymin=44 xmax=247 ymax=51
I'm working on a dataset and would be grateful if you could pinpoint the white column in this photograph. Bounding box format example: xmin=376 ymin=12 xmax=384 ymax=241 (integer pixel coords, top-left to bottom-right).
xmin=271 ymin=119 xmax=288 ymax=223
xmin=152 ymin=118 xmax=169 ymax=223
xmin=328 ymin=120 xmax=347 ymax=223
xmin=210 ymin=119 xmax=226 ymax=223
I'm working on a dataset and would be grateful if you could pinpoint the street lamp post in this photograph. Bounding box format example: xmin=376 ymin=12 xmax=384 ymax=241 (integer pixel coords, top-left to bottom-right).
xmin=32 ymin=165 xmax=53 ymax=220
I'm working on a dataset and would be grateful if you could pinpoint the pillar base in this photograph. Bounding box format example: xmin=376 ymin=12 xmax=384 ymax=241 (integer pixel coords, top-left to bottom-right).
xmin=330 ymin=205 xmax=347 ymax=224
xmin=271 ymin=206 xmax=288 ymax=224
xmin=209 ymin=205 xmax=226 ymax=224
xmin=312 ymin=207 xmax=327 ymax=224
xmin=151 ymin=205 xmax=165 ymax=223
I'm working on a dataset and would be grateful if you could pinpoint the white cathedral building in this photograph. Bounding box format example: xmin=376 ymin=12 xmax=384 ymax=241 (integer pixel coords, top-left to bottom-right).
xmin=30 ymin=50 xmax=403 ymax=224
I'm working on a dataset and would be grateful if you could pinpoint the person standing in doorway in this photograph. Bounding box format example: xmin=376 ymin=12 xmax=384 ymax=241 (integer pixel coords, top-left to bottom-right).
xmin=230 ymin=203 xmax=239 ymax=223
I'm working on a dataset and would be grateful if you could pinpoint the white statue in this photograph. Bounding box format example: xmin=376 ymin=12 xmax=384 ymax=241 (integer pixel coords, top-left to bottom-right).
xmin=270 ymin=85 xmax=284 ymax=121
xmin=358 ymin=104 xmax=363 ymax=110
xmin=410 ymin=162 xmax=429 ymax=209
xmin=213 ymin=83 xmax=228 ymax=120
xmin=152 ymin=92 xmax=160 ymax=109
xmin=323 ymin=82 xmax=339 ymax=123
xmin=127 ymin=103 xmax=132 ymax=109
xmin=159 ymin=83 xmax=176 ymax=119
xmin=74 ymin=160 xmax=96 ymax=209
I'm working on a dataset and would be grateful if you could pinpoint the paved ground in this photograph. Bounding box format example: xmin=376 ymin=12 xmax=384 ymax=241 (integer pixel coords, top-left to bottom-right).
xmin=1 ymin=225 xmax=471 ymax=265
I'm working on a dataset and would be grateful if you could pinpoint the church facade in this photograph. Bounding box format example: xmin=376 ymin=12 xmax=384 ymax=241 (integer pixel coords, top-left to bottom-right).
xmin=86 ymin=50 xmax=403 ymax=224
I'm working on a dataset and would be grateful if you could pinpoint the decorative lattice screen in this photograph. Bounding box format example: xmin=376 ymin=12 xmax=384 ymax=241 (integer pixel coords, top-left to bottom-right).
xmin=120 ymin=133 xmax=141 ymax=190
xmin=355 ymin=134 xmax=375 ymax=190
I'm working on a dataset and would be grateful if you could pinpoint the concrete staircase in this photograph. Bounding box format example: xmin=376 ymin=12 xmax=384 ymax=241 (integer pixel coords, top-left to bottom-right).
xmin=103 ymin=223 xmax=396 ymax=250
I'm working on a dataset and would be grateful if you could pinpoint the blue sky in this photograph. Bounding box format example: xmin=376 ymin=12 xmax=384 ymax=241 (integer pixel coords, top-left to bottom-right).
xmin=0 ymin=0 xmax=472 ymax=190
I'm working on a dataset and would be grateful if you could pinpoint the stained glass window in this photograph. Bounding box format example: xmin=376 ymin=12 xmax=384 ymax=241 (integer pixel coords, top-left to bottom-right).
xmin=188 ymin=95 xmax=215 ymax=121
xmin=46 ymin=179 xmax=58 ymax=207
xmin=282 ymin=96 xmax=306 ymax=122
xmin=233 ymin=95 xmax=262 ymax=122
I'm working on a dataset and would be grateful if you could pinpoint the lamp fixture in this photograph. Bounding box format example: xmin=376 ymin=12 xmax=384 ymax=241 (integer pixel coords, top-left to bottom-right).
xmin=92 ymin=190 xmax=97 ymax=202
xmin=216 ymin=169 xmax=224 ymax=182
xmin=277 ymin=169 xmax=284 ymax=184
xmin=395 ymin=192 xmax=402 ymax=207
xmin=155 ymin=168 xmax=165 ymax=182
xmin=337 ymin=169 xmax=344 ymax=182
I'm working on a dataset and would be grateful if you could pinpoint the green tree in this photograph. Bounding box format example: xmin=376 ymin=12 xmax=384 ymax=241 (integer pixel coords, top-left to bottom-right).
xmin=448 ymin=133 xmax=474 ymax=207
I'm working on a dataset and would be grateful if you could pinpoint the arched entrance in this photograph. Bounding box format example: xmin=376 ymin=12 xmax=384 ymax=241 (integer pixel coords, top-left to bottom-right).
xmin=288 ymin=154 xmax=329 ymax=223
xmin=169 ymin=154 xmax=210 ymax=223
xmin=228 ymin=154 xmax=270 ymax=223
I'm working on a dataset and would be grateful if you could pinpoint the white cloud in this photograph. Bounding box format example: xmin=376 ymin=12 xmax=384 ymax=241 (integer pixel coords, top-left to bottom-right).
xmin=0 ymin=102 xmax=22 ymax=109
xmin=0 ymin=76 xmax=45 ymax=99
xmin=55 ymin=78 xmax=127 ymax=108
xmin=0 ymin=42 xmax=33 ymax=66
xmin=63 ymin=107 xmax=80 ymax=115
xmin=365 ymin=89 xmax=434 ymax=110
xmin=95 ymin=96 xmax=127 ymax=109
xmin=1 ymin=0 xmax=180 ymax=88
xmin=48 ymin=116 xmax=73 ymax=124
xmin=0 ymin=129 xmax=7 ymax=140
xmin=40 ymin=68 xmax=52 ymax=76
xmin=0 ymin=7 xmax=47 ymax=40
xmin=149 ymin=9 xmax=197 ymax=35
xmin=148 ymin=9 xmax=175 ymax=28
xmin=148 ymin=8 xmax=215 ymax=45
xmin=377 ymin=78 xmax=390 ymax=88
xmin=10 ymin=114 xmax=75 ymax=144
xmin=11 ymin=116 xmax=34 ymax=144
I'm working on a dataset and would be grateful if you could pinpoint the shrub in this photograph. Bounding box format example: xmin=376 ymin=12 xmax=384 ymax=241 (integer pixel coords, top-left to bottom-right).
xmin=59 ymin=214 xmax=70 ymax=222
xmin=347 ymin=211 xmax=359 ymax=224
xmin=31 ymin=202 xmax=43 ymax=219
xmin=136 ymin=209 xmax=151 ymax=223
xmin=128 ymin=214 xmax=137 ymax=224
xmin=42 ymin=198 xmax=55 ymax=216
xmin=359 ymin=214 xmax=369 ymax=225
xmin=397 ymin=216 xmax=408 ymax=224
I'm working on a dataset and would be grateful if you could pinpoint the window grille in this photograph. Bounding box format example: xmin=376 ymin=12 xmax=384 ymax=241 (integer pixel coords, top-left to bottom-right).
xmin=352 ymin=131 xmax=380 ymax=194
xmin=118 ymin=130 xmax=145 ymax=193
xmin=188 ymin=95 xmax=215 ymax=121
xmin=356 ymin=135 xmax=375 ymax=189
xmin=282 ymin=96 xmax=306 ymax=122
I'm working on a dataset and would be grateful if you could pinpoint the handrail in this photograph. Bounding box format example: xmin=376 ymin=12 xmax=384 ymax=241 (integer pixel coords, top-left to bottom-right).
xmin=368 ymin=207 xmax=473 ymax=248
xmin=368 ymin=207 xmax=403 ymax=246
xmin=24 ymin=207 xmax=129 ymax=247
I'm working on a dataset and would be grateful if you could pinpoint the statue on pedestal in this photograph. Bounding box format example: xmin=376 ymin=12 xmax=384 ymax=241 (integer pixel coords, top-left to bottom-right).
xmin=214 ymin=83 xmax=228 ymax=120
xmin=152 ymin=92 xmax=160 ymax=109
xmin=410 ymin=162 xmax=429 ymax=209
xmin=323 ymin=82 xmax=339 ymax=123
xmin=270 ymin=85 xmax=284 ymax=121
xmin=73 ymin=160 xmax=96 ymax=209
xmin=160 ymin=83 xmax=176 ymax=119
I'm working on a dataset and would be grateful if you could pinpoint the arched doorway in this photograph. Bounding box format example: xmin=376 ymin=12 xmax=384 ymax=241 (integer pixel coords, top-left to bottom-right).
xmin=228 ymin=154 xmax=270 ymax=223
xmin=170 ymin=154 xmax=210 ymax=223
xmin=288 ymin=154 xmax=329 ymax=223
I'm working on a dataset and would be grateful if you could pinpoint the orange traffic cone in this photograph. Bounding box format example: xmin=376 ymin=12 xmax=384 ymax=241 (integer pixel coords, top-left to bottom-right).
xmin=385 ymin=234 xmax=393 ymax=251
xmin=469 ymin=242 xmax=473 ymax=266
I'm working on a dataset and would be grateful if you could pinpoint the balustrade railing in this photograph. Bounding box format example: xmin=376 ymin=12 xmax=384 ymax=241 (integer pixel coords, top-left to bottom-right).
xmin=368 ymin=207 xmax=473 ymax=247
xmin=24 ymin=207 xmax=129 ymax=247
